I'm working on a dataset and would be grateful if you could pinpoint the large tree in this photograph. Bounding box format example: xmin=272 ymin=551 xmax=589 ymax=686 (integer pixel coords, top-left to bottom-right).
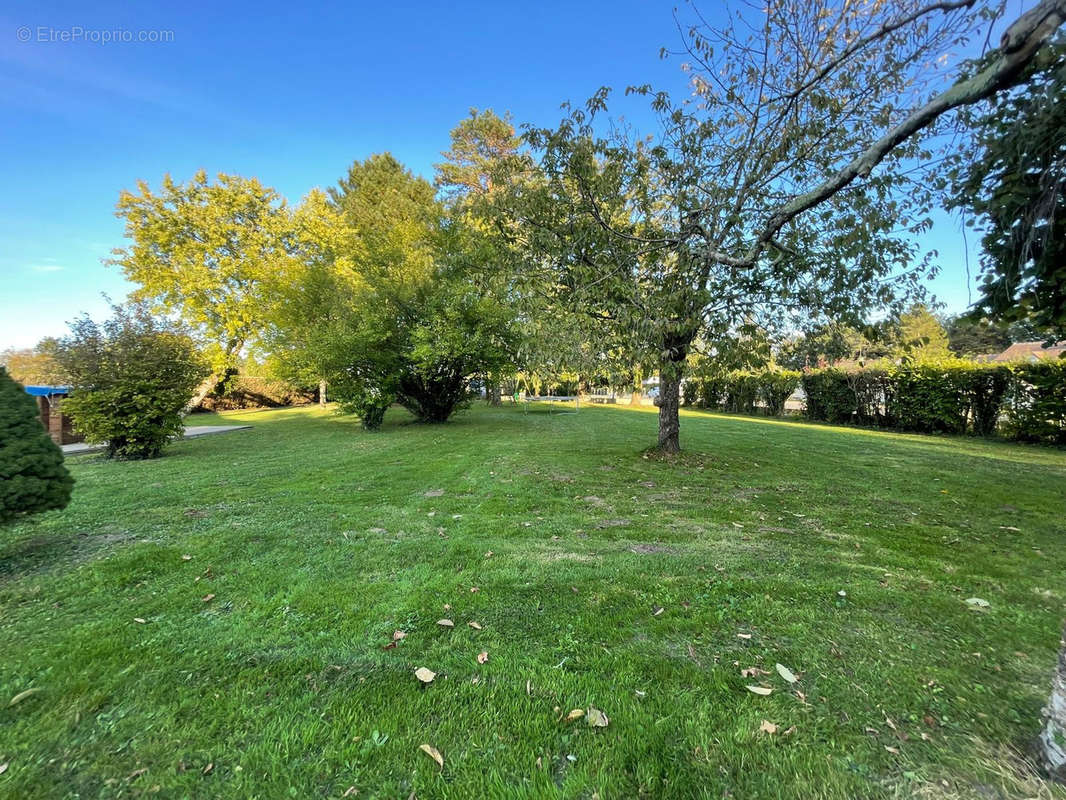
xmin=110 ymin=170 xmax=294 ymax=408
xmin=946 ymin=36 xmax=1066 ymax=338
xmin=499 ymin=0 xmax=1066 ymax=452
xmin=435 ymin=110 xmax=524 ymax=405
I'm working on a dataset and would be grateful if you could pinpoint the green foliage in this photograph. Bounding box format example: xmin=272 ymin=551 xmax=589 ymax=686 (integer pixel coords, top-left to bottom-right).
xmin=693 ymin=369 xmax=800 ymax=417
xmin=53 ymin=304 xmax=207 ymax=459
xmin=1003 ymin=361 xmax=1066 ymax=444
xmin=946 ymin=38 xmax=1066 ymax=338
xmin=944 ymin=315 xmax=1012 ymax=358
xmin=0 ymin=367 xmax=73 ymax=523
xmin=110 ymin=171 xmax=294 ymax=372
xmin=894 ymin=305 xmax=952 ymax=362
xmin=802 ymin=362 xmax=1026 ymax=439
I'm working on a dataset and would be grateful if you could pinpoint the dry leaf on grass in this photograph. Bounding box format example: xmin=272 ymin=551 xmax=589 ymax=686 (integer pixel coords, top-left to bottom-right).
xmin=342 ymin=787 xmax=358 ymax=797
xmin=586 ymin=707 xmax=609 ymax=727
xmin=965 ymin=597 xmax=990 ymax=609
xmin=133 ymin=618 xmax=147 ymax=624
xmin=419 ymin=744 xmax=444 ymax=769
xmin=741 ymin=667 xmax=770 ymax=678
xmin=9 ymin=688 xmax=41 ymax=707
xmin=202 ymin=594 xmax=215 ymax=603
xmin=181 ymin=554 xmax=193 ymax=561
xmin=775 ymin=663 xmax=798 ymax=683
xmin=415 ymin=667 xmax=436 ymax=684
xmin=437 ymin=619 xmax=454 ymax=628
xmin=392 ymin=630 xmax=407 ymax=641
xmin=759 ymin=720 xmax=778 ymax=735
xmin=737 ymin=633 xmax=752 ymax=640
xmin=202 ymin=763 xmax=213 ymax=775
xmin=470 ymin=587 xmax=480 ymax=593
xmin=565 ymin=708 xmax=585 ymax=722
xmin=0 ymin=763 xmax=7 ymax=775
xmin=652 ymin=606 xmax=664 ymax=616
xmin=468 ymin=621 xmax=482 ymax=630
xmin=746 ymin=685 xmax=773 ymax=696
xmin=477 ymin=651 xmax=489 ymax=664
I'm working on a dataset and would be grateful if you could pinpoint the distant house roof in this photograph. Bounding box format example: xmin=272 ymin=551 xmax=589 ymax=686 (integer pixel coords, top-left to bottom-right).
xmin=989 ymin=341 xmax=1066 ymax=363
xmin=23 ymin=385 xmax=71 ymax=397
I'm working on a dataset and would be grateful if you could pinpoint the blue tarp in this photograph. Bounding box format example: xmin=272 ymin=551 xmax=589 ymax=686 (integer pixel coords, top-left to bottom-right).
xmin=24 ymin=385 xmax=70 ymax=397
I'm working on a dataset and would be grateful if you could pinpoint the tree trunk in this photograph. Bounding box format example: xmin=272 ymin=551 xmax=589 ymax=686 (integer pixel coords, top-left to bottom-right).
xmin=656 ymin=368 xmax=682 ymax=453
xmin=184 ymin=373 xmax=221 ymax=415
xmin=318 ymin=379 xmax=327 ymax=407
xmin=1040 ymin=622 xmax=1066 ymax=781
xmin=629 ymin=389 xmax=643 ymax=406
xmin=485 ymin=378 xmax=501 ymax=406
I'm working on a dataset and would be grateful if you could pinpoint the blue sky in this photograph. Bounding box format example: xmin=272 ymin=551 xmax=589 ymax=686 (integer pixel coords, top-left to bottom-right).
xmin=0 ymin=0 xmax=982 ymax=350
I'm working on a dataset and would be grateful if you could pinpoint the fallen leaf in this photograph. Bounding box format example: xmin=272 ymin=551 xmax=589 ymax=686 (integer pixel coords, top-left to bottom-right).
xmin=470 ymin=587 xmax=479 ymax=593
xmin=424 ymin=489 xmax=444 ymax=497
xmin=737 ymin=633 xmax=752 ymax=640
xmin=477 ymin=651 xmax=489 ymax=664
xmin=133 ymin=618 xmax=147 ymax=625
xmin=443 ymin=604 xmax=451 ymax=610
xmin=181 ymin=554 xmax=193 ymax=561
xmin=526 ymin=680 xmax=532 ymax=696
xmin=468 ymin=621 xmax=482 ymax=630
xmin=865 ymin=726 xmax=880 ymax=735
xmin=795 ymin=690 xmax=809 ymax=705
xmin=741 ymin=667 xmax=771 ymax=678
xmin=921 ymin=732 xmax=932 ymax=741
xmin=0 ymin=763 xmax=6 ymax=775
xmin=484 ymin=551 xmax=494 ymax=558
xmin=759 ymin=720 xmax=778 ymax=735
xmin=746 ymin=685 xmax=773 ymax=696
xmin=837 ymin=590 xmax=847 ymax=597
xmin=535 ymin=756 xmax=542 ymax=769
xmin=202 ymin=763 xmax=214 ymax=775
xmin=965 ymin=597 xmax=990 ymax=609
xmin=652 ymin=606 xmax=664 ymax=616
xmin=635 ymin=689 xmax=647 ymax=698
xmin=437 ymin=619 xmax=455 ymax=628
xmin=9 ymin=688 xmax=41 ymax=706
xmin=586 ymin=707 xmax=609 ymax=727
xmin=383 ymin=641 xmax=397 ymax=650
xmin=202 ymin=594 xmax=215 ymax=603
xmin=775 ymin=663 xmax=798 ymax=684
xmin=415 ymin=667 xmax=436 ymax=684
xmin=342 ymin=787 xmax=359 ymax=797
xmin=392 ymin=630 xmax=407 ymax=641
xmin=419 ymin=744 xmax=444 ymax=770
xmin=884 ymin=746 xmax=900 ymax=755
xmin=565 ymin=708 xmax=585 ymax=722
xmin=783 ymin=725 xmax=797 ymax=736
xmin=127 ymin=767 xmax=148 ymax=780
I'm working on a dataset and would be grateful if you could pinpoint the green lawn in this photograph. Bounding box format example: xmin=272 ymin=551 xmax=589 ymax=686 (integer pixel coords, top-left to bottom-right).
xmin=2 ymin=404 xmax=1065 ymax=799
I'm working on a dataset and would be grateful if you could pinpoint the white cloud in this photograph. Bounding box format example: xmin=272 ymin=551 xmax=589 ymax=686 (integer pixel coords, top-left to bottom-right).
xmin=30 ymin=264 xmax=64 ymax=272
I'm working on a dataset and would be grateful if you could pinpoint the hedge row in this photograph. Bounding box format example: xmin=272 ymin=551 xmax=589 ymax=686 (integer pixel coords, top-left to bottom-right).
xmin=801 ymin=361 xmax=1065 ymax=443
xmin=689 ymin=370 xmax=801 ymax=416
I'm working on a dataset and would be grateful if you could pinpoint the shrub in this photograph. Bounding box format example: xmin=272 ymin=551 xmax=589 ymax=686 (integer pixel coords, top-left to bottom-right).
xmin=887 ymin=363 xmax=972 ymax=434
xmin=968 ymin=365 xmax=1012 ymax=436
xmin=755 ymin=370 xmax=801 ymax=416
xmin=0 ymin=367 xmax=74 ymax=523
xmin=1003 ymin=361 xmax=1066 ymax=444
xmin=53 ymin=304 xmax=207 ymax=459
xmin=802 ymin=369 xmax=859 ymax=424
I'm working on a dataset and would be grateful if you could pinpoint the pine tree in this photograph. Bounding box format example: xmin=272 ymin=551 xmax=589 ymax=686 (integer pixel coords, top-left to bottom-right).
xmin=0 ymin=367 xmax=73 ymax=523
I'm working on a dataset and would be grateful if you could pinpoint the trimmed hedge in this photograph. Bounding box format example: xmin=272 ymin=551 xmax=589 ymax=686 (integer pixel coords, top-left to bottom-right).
xmin=691 ymin=370 xmax=801 ymax=417
xmin=801 ymin=360 xmax=1064 ymax=442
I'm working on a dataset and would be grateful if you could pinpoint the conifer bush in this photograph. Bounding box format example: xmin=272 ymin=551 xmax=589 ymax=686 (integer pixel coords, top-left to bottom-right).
xmin=0 ymin=367 xmax=73 ymax=523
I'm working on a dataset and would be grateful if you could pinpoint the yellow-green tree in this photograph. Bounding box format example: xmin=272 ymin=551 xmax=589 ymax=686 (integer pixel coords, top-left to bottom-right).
xmin=110 ymin=170 xmax=293 ymax=408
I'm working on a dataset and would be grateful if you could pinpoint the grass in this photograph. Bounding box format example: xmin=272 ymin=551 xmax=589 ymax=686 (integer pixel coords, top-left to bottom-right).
xmin=2 ymin=403 xmax=1065 ymax=799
